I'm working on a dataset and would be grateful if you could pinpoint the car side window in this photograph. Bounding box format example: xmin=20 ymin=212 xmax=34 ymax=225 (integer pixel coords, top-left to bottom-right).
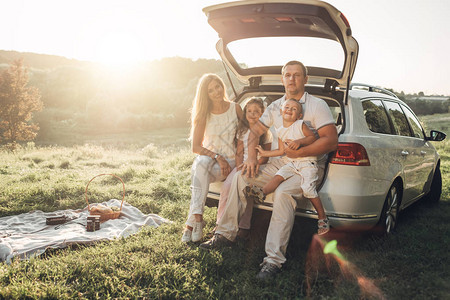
xmin=401 ymin=105 xmax=424 ymax=139
xmin=383 ymin=101 xmax=411 ymax=137
xmin=362 ymin=100 xmax=392 ymax=134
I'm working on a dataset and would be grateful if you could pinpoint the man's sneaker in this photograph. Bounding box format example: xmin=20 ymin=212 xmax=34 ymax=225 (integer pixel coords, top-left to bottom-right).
xmin=256 ymin=262 xmax=280 ymax=280
xmin=205 ymin=226 xmax=217 ymax=239
xmin=199 ymin=233 xmax=233 ymax=250
xmin=191 ymin=221 xmax=205 ymax=242
xmin=181 ymin=228 xmax=192 ymax=243
xmin=236 ymin=228 xmax=250 ymax=241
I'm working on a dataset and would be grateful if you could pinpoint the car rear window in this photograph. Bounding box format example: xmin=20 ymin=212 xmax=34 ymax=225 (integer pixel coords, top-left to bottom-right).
xmin=227 ymin=37 xmax=345 ymax=72
xmin=362 ymin=100 xmax=392 ymax=134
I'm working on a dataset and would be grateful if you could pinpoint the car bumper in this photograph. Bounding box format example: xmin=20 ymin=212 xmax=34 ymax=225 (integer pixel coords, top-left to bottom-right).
xmin=207 ymin=165 xmax=391 ymax=230
xmin=206 ymin=190 xmax=379 ymax=230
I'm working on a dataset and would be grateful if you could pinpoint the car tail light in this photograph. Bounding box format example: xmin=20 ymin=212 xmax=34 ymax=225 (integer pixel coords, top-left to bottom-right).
xmin=240 ymin=18 xmax=256 ymax=23
xmin=340 ymin=13 xmax=350 ymax=27
xmin=330 ymin=143 xmax=370 ymax=166
xmin=275 ymin=17 xmax=294 ymax=22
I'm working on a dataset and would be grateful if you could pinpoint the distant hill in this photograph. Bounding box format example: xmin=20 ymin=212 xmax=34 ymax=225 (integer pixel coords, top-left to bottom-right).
xmin=0 ymin=49 xmax=447 ymax=144
xmin=0 ymin=50 xmax=92 ymax=69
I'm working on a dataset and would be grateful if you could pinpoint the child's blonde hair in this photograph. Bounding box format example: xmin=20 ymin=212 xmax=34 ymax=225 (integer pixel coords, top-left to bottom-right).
xmin=282 ymin=98 xmax=303 ymax=112
xmin=190 ymin=74 xmax=227 ymax=139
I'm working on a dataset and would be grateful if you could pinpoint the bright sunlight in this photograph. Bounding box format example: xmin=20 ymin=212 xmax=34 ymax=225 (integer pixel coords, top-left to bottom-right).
xmin=75 ymin=7 xmax=152 ymax=69
xmin=93 ymin=30 xmax=145 ymax=68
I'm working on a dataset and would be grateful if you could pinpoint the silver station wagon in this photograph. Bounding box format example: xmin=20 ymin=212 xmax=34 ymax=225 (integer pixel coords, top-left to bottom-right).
xmin=203 ymin=0 xmax=446 ymax=234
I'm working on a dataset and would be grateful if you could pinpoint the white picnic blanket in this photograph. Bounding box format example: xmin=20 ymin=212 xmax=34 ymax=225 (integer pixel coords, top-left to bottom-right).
xmin=0 ymin=199 xmax=170 ymax=264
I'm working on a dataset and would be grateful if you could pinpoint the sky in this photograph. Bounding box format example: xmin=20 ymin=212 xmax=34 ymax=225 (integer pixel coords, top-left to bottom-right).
xmin=2 ymin=0 xmax=450 ymax=95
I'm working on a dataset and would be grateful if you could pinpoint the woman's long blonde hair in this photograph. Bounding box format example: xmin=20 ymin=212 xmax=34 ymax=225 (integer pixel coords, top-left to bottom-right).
xmin=190 ymin=74 xmax=227 ymax=139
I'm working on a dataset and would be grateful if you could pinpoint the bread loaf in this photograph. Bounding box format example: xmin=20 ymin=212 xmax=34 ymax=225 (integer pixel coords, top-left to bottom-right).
xmin=90 ymin=204 xmax=113 ymax=214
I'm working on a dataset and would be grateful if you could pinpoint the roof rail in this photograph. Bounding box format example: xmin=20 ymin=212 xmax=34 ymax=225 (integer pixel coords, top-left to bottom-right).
xmin=350 ymin=83 xmax=398 ymax=99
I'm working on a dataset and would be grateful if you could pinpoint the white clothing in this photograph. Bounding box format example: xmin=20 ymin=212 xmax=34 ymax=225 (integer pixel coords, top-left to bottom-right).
xmin=275 ymin=160 xmax=319 ymax=198
xmin=186 ymin=156 xmax=235 ymax=227
xmin=238 ymin=129 xmax=273 ymax=162
xmin=203 ymin=102 xmax=239 ymax=161
xmin=275 ymin=119 xmax=319 ymax=198
xmin=260 ymin=92 xmax=334 ymax=133
xmin=260 ymin=92 xmax=334 ymax=164
xmin=216 ymin=93 xmax=334 ymax=268
xmin=186 ymin=102 xmax=239 ymax=227
xmin=276 ymin=119 xmax=316 ymax=162
xmin=217 ymin=128 xmax=273 ymax=229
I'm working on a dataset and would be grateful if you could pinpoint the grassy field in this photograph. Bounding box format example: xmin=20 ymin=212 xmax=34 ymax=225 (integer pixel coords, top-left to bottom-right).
xmin=0 ymin=117 xmax=449 ymax=299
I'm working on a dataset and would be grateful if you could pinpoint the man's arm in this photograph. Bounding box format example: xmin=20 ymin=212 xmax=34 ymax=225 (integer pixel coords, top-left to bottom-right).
xmin=285 ymin=124 xmax=338 ymax=158
xmin=241 ymin=121 xmax=268 ymax=177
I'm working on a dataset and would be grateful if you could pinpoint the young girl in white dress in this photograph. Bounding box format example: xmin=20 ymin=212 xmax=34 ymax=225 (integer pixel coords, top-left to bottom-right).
xmin=215 ymin=98 xmax=272 ymax=239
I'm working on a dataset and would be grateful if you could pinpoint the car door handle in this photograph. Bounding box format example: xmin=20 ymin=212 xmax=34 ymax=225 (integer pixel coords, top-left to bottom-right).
xmin=420 ymin=151 xmax=426 ymax=156
xmin=401 ymin=150 xmax=409 ymax=156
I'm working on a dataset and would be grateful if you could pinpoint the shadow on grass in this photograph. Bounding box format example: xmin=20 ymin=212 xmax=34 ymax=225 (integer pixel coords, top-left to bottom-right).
xmin=183 ymin=196 xmax=449 ymax=298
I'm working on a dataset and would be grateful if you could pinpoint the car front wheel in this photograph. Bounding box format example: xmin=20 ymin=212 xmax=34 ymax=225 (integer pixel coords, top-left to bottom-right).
xmin=379 ymin=183 xmax=400 ymax=235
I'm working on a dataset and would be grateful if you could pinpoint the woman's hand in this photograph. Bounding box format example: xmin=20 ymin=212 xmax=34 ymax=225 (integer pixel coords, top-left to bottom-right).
xmin=217 ymin=156 xmax=232 ymax=177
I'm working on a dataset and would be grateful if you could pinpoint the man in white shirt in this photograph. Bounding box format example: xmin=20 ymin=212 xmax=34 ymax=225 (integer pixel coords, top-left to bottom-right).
xmin=200 ymin=61 xmax=338 ymax=280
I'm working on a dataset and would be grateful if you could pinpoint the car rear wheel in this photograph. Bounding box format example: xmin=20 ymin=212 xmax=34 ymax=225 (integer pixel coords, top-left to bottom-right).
xmin=426 ymin=164 xmax=442 ymax=204
xmin=379 ymin=183 xmax=400 ymax=235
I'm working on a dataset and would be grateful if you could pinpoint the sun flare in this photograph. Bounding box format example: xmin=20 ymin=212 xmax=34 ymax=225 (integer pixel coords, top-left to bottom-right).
xmin=94 ymin=31 xmax=145 ymax=68
xmin=76 ymin=8 xmax=151 ymax=69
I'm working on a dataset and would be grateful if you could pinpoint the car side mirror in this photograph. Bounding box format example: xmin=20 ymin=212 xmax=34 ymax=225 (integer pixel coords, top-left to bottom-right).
xmin=426 ymin=130 xmax=446 ymax=141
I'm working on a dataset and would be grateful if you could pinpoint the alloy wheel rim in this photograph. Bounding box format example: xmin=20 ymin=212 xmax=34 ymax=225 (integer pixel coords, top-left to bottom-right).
xmin=385 ymin=186 xmax=398 ymax=233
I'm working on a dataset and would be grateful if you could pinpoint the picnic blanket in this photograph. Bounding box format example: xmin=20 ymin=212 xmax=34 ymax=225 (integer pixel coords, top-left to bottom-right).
xmin=0 ymin=199 xmax=170 ymax=264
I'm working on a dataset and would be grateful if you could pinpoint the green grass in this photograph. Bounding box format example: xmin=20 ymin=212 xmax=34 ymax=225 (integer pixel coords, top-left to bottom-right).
xmin=0 ymin=122 xmax=449 ymax=299
xmin=421 ymin=112 xmax=450 ymax=134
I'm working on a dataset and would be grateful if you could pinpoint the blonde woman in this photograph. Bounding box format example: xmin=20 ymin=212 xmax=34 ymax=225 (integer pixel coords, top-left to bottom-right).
xmin=182 ymin=74 xmax=243 ymax=243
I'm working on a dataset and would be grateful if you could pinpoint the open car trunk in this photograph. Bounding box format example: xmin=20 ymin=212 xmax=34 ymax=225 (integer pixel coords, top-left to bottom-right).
xmin=203 ymin=0 xmax=359 ymax=89
xmin=206 ymin=86 xmax=345 ymax=218
xmin=203 ymin=0 xmax=356 ymax=218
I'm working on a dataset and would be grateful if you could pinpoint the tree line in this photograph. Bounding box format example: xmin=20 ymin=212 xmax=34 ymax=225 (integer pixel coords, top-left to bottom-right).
xmin=0 ymin=52 xmax=448 ymax=147
xmin=0 ymin=55 xmax=235 ymax=146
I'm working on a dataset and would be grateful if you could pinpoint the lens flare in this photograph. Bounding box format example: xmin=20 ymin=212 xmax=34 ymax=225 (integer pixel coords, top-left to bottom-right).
xmin=323 ymin=239 xmax=344 ymax=260
xmin=306 ymin=233 xmax=386 ymax=299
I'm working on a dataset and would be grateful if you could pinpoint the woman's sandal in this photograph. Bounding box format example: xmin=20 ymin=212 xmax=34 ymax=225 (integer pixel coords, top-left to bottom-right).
xmin=318 ymin=218 xmax=330 ymax=235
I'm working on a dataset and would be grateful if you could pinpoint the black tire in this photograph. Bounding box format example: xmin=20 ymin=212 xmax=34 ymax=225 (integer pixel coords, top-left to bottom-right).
xmin=426 ymin=164 xmax=442 ymax=204
xmin=378 ymin=182 xmax=400 ymax=235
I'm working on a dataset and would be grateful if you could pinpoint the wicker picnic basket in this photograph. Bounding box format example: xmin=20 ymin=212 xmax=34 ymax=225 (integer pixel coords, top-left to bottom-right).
xmin=85 ymin=173 xmax=125 ymax=222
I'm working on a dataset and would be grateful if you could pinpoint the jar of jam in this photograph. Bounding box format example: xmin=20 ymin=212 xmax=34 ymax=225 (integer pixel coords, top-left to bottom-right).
xmin=86 ymin=215 xmax=100 ymax=232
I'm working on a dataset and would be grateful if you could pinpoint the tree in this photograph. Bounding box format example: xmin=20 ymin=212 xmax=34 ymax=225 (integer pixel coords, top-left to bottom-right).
xmin=0 ymin=59 xmax=43 ymax=146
